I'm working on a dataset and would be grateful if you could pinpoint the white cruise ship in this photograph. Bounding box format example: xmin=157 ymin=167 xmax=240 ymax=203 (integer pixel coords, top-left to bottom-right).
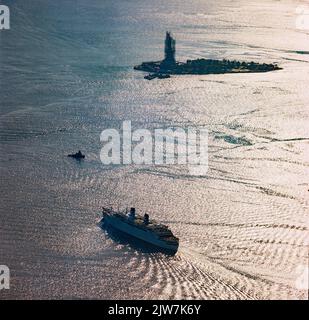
xmin=100 ymin=207 xmax=179 ymax=255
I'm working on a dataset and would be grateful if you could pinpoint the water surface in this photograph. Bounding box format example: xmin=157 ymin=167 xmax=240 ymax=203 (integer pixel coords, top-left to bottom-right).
xmin=0 ymin=0 xmax=308 ymax=299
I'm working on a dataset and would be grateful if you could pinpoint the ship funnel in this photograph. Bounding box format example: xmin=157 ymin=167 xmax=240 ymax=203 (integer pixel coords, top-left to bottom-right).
xmin=144 ymin=213 xmax=149 ymax=225
xmin=129 ymin=207 xmax=136 ymax=219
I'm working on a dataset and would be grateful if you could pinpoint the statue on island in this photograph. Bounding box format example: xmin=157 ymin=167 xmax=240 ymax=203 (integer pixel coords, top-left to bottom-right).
xmin=134 ymin=32 xmax=281 ymax=79
xmin=163 ymin=31 xmax=176 ymax=66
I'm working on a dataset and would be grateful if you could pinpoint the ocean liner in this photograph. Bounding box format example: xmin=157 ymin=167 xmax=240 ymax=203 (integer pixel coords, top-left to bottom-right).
xmin=100 ymin=207 xmax=179 ymax=255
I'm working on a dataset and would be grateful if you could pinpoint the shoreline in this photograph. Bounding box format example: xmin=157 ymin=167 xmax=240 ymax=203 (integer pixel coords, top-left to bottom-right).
xmin=134 ymin=58 xmax=282 ymax=77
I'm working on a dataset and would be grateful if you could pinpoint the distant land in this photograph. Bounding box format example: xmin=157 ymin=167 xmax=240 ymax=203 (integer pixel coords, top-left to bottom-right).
xmin=134 ymin=32 xmax=282 ymax=79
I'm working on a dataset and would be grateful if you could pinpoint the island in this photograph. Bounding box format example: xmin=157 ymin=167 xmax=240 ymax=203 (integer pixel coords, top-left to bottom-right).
xmin=134 ymin=32 xmax=281 ymax=79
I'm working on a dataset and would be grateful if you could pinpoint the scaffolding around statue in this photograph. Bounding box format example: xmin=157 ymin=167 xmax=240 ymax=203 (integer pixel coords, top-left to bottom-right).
xmin=163 ymin=32 xmax=176 ymax=65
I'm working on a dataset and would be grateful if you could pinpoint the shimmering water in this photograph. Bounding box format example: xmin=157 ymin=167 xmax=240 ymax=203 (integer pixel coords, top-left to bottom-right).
xmin=0 ymin=0 xmax=308 ymax=299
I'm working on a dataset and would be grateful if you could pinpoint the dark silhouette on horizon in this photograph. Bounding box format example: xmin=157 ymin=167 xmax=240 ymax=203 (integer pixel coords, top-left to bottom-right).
xmin=134 ymin=32 xmax=281 ymax=79
xmin=163 ymin=31 xmax=176 ymax=66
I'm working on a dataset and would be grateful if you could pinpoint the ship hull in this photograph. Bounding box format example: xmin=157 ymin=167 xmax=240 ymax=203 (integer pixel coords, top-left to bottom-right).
xmin=101 ymin=215 xmax=178 ymax=255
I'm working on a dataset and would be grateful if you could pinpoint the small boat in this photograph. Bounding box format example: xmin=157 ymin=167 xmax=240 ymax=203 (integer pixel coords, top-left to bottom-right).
xmin=144 ymin=73 xmax=171 ymax=80
xmin=157 ymin=73 xmax=171 ymax=79
xmin=68 ymin=150 xmax=85 ymax=159
xmin=100 ymin=207 xmax=179 ymax=255
xmin=144 ymin=73 xmax=157 ymax=80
